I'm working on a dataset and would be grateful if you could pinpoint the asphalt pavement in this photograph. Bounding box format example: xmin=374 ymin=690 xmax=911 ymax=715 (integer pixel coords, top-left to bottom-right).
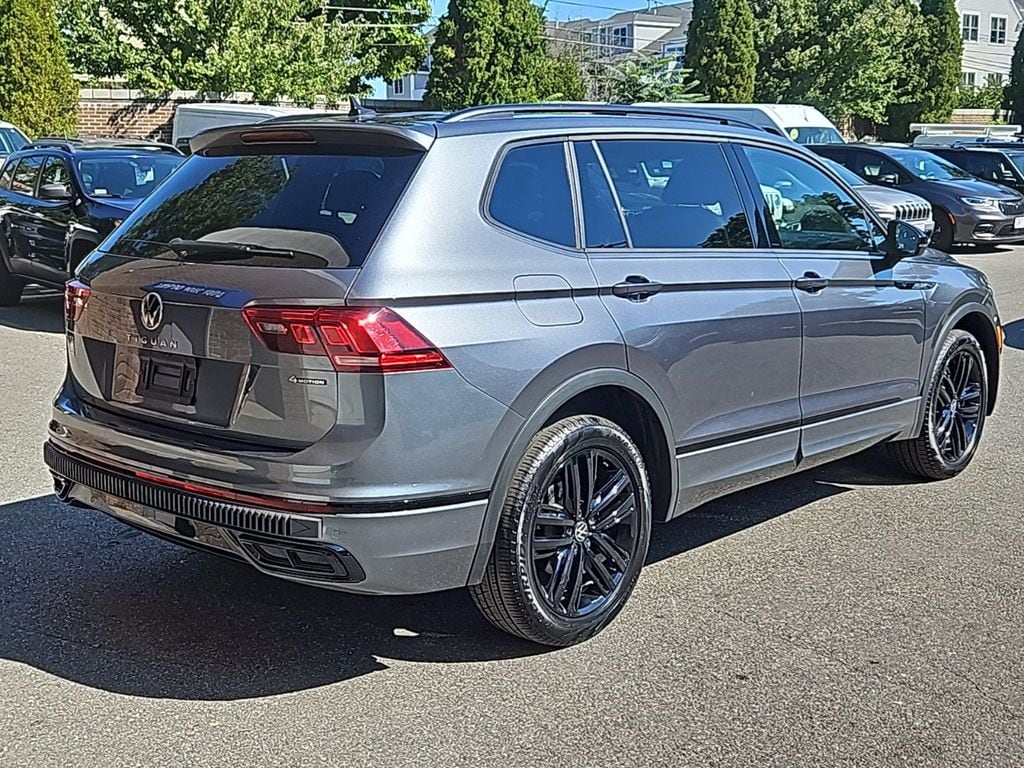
xmin=1 ymin=254 xmax=1023 ymax=767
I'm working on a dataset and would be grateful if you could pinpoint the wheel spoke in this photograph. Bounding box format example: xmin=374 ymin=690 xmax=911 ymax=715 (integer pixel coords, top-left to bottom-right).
xmin=584 ymin=548 xmax=616 ymax=594
xmin=934 ymin=409 xmax=954 ymax=445
xmin=955 ymin=354 xmax=974 ymax=392
xmin=592 ymin=494 xmax=636 ymax=532
xmin=589 ymin=469 xmax=629 ymax=518
xmin=537 ymin=506 xmax=574 ymax=527
xmin=567 ymin=459 xmax=582 ymax=518
xmin=533 ymin=534 xmax=573 ymax=555
xmin=951 ymin=416 xmax=966 ymax=457
xmin=550 ymin=545 xmax=578 ymax=607
xmin=590 ymin=531 xmax=630 ymax=572
xmin=567 ymin=551 xmax=587 ymax=614
xmin=584 ymin=450 xmax=598 ymax=513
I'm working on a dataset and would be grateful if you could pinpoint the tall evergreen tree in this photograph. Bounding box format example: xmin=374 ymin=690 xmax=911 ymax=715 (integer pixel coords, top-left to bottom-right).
xmin=917 ymin=0 xmax=962 ymax=122
xmin=425 ymin=0 xmax=546 ymax=109
xmin=685 ymin=0 xmax=757 ymax=102
xmin=0 ymin=0 xmax=77 ymax=136
xmin=1006 ymin=32 xmax=1024 ymax=118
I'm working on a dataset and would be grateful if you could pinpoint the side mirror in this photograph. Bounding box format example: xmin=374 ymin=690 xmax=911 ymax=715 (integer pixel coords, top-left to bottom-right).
xmin=877 ymin=173 xmax=899 ymax=186
xmin=886 ymin=219 xmax=927 ymax=259
xmin=39 ymin=182 xmax=72 ymax=201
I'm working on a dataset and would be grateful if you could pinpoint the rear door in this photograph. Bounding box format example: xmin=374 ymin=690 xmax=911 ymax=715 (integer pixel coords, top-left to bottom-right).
xmin=28 ymin=155 xmax=76 ymax=277
xmin=3 ymin=154 xmax=44 ymax=268
xmin=69 ymin=135 xmax=425 ymax=448
xmin=736 ymin=143 xmax=926 ymax=464
xmin=580 ymin=136 xmax=803 ymax=512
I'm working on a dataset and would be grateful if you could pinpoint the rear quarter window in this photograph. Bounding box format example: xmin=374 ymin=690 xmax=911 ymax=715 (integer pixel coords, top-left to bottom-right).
xmin=101 ymin=147 xmax=423 ymax=268
xmin=487 ymin=143 xmax=576 ymax=247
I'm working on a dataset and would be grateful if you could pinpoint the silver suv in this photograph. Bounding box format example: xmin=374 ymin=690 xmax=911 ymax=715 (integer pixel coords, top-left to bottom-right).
xmin=45 ymin=105 xmax=1002 ymax=646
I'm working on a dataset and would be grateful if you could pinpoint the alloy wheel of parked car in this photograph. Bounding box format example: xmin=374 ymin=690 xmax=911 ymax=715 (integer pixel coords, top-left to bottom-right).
xmin=931 ymin=210 xmax=954 ymax=252
xmin=889 ymin=329 xmax=988 ymax=479
xmin=471 ymin=415 xmax=652 ymax=646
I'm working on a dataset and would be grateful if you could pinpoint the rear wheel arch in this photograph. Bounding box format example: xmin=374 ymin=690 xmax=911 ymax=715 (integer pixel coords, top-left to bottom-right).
xmin=466 ymin=370 xmax=677 ymax=586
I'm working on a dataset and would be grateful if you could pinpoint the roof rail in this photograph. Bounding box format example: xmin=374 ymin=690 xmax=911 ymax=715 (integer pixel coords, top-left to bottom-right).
xmin=439 ymin=103 xmax=765 ymax=132
xmin=25 ymin=137 xmax=82 ymax=151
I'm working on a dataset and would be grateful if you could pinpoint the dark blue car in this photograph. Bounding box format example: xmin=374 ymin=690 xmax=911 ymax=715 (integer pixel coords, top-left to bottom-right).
xmin=0 ymin=138 xmax=183 ymax=304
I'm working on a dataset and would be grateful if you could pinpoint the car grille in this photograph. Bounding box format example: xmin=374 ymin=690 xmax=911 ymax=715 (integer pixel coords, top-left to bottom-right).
xmin=999 ymin=198 xmax=1024 ymax=216
xmin=892 ymin=202 xmax=932 ymax=222
xmin=44 ymin=442 xmax=322 ymax=539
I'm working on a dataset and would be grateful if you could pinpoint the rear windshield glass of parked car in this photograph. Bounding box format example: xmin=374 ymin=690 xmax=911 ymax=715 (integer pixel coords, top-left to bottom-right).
xmin=77 ymin=155 xmax=183 ymax=200
xmin=101 ymin=148 xmax=423 ymax=268
xmin=596 ymin=139 xmax=753 ymax=249
xmin=785 ymin=126 xmax=845 ymax=145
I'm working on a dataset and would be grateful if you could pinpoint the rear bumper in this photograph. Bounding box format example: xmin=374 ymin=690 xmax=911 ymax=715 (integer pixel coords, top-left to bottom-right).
xmin=45 ymin=440 xmax=488 ymax=595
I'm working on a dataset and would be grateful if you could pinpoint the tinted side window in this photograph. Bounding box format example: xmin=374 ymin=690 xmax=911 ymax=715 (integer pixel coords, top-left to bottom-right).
xmin=574 ymin=142 xmax=627 ymax=248
xmin=40 ymin=156 xmax=72 ymax=188
xmin=0 ymin=159 xmax=14 ymax=190
xmin=597 ymin=139 xmax=753 ymax=249
xmin=11 ymin=155 xmax=43 ymax=195
xmin=742 ymin=146 xmax=880 ymax=253
xmin=488 ymin=143 xmax=575 ymax=247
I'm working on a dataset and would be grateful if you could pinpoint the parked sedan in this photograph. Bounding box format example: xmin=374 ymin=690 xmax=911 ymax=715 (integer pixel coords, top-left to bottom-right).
xmin=820 ymin=156 xmax=934 ymax=237
xmin=0 ymin=138 xmax=183 ymax=304
xmin=811 ymin=143 xmax=1024 ymax=251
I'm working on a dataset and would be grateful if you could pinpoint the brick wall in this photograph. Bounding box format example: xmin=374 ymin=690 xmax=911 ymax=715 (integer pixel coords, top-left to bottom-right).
xmin=74 ymin=89 xmax=425 ymax=142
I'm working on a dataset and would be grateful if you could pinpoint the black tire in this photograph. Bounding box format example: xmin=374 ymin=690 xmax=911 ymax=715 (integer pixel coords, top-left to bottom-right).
xmin=888 ymin=329 xmax=988 ymax=480
xmin=931 ymin=209 xmax=954 ymax=252
xmin=470 ymin=415 xmax=652 ymax=646
xmin=0 ymin=255 xmax=24 ymax=306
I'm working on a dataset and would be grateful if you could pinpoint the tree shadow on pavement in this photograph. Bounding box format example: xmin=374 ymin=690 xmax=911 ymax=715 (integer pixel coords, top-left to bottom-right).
xmin=0 ymin=447 xmax=915 ymax=700
xmin=0 ymin=291 xmax=63 ymax=333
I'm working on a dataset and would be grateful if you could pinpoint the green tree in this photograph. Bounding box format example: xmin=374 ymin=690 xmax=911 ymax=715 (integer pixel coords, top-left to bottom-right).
xmin=917 ymin=0 xmax=962 ymax=122
xmin=685 ymin=0 xmax=756 ymax=102
xmin=425 ymin=0 xmax=546 ymax=109
xmin=0 ymin=0 xmax=77 ymax=136
xmin=57 ymin=0 xmax=429 ymax=103
xmin=1007 ymin=32 xmax=1024 ymax=118
xmin=536 ymin=55 xmax=587 ymax=101
xmin=956 ymin=81 xmax=1006 ymax=110
xmin=609 ymin=57 xmax=706 ymax=104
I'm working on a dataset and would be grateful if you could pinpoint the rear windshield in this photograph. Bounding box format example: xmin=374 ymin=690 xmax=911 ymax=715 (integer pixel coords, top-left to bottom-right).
xmin=100 ymin=148 xmax=422 ymax=268
xmin=786 ymin=126 xmax=844 ymax=145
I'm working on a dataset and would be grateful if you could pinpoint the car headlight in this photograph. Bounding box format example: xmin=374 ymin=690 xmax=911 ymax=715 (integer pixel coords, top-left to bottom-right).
xmin=959 ymin=196 xmax=1001 ymax=210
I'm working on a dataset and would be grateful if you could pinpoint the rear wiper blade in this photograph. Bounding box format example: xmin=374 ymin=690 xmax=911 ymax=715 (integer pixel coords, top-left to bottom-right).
xmin=167 ymin=238 xmax=308 ymax=260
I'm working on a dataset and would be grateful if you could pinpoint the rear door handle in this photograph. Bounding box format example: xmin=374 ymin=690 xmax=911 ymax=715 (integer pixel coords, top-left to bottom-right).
xmin=794 ymin=271 xmax=829 ymax=293
xmin=612 ymin=275 xmax=663 ymax=301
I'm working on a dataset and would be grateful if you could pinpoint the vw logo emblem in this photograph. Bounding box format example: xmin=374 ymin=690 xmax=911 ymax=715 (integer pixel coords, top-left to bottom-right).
xmin=140 ymin=292 xmax=163 ymax=331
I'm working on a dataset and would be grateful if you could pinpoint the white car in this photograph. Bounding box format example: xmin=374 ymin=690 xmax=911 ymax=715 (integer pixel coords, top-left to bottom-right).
xmin=0 ymin=121 xmax=28 ymax=158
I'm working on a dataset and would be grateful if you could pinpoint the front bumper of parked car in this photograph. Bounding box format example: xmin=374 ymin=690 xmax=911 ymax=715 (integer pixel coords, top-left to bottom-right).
xmin=954 ymin=209 xmax=1024 ymax=244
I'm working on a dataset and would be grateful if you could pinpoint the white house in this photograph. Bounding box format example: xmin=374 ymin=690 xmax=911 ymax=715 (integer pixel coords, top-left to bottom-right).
xmin=959 ymin=0 xmax=1024 ymax=86
xmin=553 ymin=2 xmax=692 ymax=61
xmin=386 ymin=55 xmax=431 ymax=101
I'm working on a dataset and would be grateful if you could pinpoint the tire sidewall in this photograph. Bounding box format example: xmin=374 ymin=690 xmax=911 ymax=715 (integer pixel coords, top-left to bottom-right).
xmin=925 ymin=331 xmax=988 ymax=475
xmin=511 ymin=419 xmax=652 ymax=643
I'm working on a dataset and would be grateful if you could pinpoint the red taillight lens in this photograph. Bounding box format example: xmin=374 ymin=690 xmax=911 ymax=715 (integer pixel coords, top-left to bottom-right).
xmin=242 ymin=306 xmax=451 ymax=373
xmin=65 ymin=279 xmax=91 ymax=331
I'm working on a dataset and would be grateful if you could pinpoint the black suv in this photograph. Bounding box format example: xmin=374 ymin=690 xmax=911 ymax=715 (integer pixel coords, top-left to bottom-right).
xmin=925 ymin=144 xmax=1024 ymax=195
xmin=0 ymin=138 xmax=183 ymax=304
xmin=811 ymin=143 xmax=1024 ymax=251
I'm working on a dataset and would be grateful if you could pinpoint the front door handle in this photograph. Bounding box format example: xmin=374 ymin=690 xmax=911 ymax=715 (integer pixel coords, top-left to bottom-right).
xmin=612 ymin=275 xmax=663 ymax=301
xmin=794 ymin=271 xmax=829 ymax=293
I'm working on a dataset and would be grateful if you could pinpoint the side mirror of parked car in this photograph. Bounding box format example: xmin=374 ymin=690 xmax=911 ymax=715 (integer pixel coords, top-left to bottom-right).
xmin=39 ymin=182 xmax=72 ymax=201
xmin=877 ymin=173 xmax=899 ymax=186
xmin=886 ymin=219 xmax=927 ymax=260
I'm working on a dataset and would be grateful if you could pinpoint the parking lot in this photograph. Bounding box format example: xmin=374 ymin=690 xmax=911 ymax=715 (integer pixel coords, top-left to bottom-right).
xmin=1 ymin=249 xmax=1023 ymax=767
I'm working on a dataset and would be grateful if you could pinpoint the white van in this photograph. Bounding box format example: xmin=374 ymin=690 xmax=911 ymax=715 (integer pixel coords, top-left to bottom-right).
xmin=172 ymin=103 xmax=323 ymax=152
xmin=641 ymin=102 xmax=844 ymax=144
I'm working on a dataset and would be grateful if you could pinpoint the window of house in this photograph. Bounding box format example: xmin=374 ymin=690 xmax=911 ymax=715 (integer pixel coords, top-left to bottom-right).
xmin=488 ymin=143 xmax=575 ymax=247
xmin=392 ymin=78 xmax=405 ymax=96
xmin=595 ymin=139 xmax=753 ymax=250
xmin=962 ymin=13 xmax=979 ymax=41
xmin=991 ymin=15 xmax=1007 ymax=44
xmin=611 ymin=26 xmax=630 ymax=51
xmin=987 ymin=72 xmax=1006 ymax=86
xmin=963 ymin=71 xmax=977 ymax=87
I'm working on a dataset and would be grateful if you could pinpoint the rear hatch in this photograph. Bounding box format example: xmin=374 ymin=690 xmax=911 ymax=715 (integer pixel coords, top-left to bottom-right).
xmin=66 ymin=124 xmax=430 ymax=449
